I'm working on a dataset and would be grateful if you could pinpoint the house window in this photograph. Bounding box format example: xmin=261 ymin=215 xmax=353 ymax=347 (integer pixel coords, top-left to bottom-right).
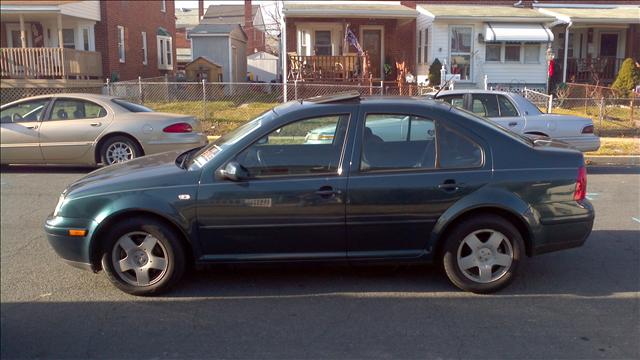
xmin=142 ymin=32 xmax=148 ymax=65
xmin=424 ymin=27 xmax=429 ymax=64
xmin=314 ymin=30 xmax=331 ymax=56
xmin=157 ymin=35 xmax=173 ymax=70
xmin=160 ymin=0 xmax=166 ymax=12
xmin=485 ymin=43 xmax=501 ymax=62
xmin=417 ymin=29 xmax=422 ymax=64
xmin=62 ymin=29 xmax=75 ymax=49
xmin=505 ymin=43 xmax=521 ymax=62
xmin=524 ymin=44 xmax=540 ymax=64
xmin=299 ymin=30 xmax=309 ymax=55
xmin=117 ymin=26 xmax=125 ymax=63
xmin=450 ymin=26 xmax=472 ymax=81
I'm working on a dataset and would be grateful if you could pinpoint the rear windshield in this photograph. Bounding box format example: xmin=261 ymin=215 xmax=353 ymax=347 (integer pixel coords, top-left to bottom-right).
xmin=111 ymin=99 xmax=153 ymax=112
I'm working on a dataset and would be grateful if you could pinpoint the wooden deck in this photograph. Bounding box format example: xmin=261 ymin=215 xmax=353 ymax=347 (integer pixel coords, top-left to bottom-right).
xmin=288 ymin=54 xmax=370 ymax=82
xmin=0 ymin=47 xmax=102 ymax=79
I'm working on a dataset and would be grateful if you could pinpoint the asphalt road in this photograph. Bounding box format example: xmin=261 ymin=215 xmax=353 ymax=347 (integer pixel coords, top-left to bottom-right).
xmin=1 ymin=165 xmax=639 ymax=359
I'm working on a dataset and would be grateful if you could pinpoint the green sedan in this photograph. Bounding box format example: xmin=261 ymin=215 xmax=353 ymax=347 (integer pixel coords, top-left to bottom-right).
xmin=45 ymin=92 xmax=594 ymax=296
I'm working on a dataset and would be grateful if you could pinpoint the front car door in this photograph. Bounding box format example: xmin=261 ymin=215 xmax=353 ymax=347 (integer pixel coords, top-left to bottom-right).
xmin=38 ymin=97 xmax=111 ymax=162
xmin=0 ymin=98 xmax=49 ymax=163
xmin=196 ymin=109 xmax=355 ymax=261
xmin=346 ymin=104 xmax=491 ymax=259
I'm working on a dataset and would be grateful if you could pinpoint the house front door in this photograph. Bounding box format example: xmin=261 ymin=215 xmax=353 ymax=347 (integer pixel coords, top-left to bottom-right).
xmin=599 ymin=33 xmax=619 ymax=80
xmin=362 ymin=28 xmax=383 ymax=79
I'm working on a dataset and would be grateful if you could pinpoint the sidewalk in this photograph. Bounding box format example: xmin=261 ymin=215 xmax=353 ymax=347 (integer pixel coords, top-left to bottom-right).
xmin=585 ymin=155 xmax=640 ymax=167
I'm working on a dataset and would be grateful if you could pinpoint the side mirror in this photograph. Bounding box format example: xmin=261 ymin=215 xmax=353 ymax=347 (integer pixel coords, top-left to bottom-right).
xmin=216 ymin=161 xmax=249 ymax=181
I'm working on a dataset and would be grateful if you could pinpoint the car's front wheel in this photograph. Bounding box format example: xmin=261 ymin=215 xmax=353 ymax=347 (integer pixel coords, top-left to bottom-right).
xmin=101 ymin=217 xmax=186 ymax=296
xmin=442 ymin=215 xmax=525 ymax=293
xmin=100 ymin=135 xmax=141 ymax=165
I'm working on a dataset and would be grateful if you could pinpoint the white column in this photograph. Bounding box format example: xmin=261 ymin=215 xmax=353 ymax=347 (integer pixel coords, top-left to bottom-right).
xmin=57 ymin=13 xmax=63 ymax=48
xmin=19 ymin=14 xmax=26 ymax=48
xmin=281 ymin=14 xmax=287 ymax=102
xmin=562 ymin=22 xmax=572 ymax=83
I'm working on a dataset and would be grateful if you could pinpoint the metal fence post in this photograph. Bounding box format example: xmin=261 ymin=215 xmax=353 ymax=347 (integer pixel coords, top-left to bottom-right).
xmin=380 ymin=81 xmax=383 ymax=95
xmin=105 ymin=78 xmax=110 ymax=96
xmin=138 ymin=76 xmax=142 ymax=104
xmin=294 ymin=80 xmax=298 ymax=100
xmin=202 ymin=79 xmax=206 ymax=121
xmin=547 ymin=94 xmax=553 ymax=114
xmin=484 ymin=75 xmax=488 ymax=90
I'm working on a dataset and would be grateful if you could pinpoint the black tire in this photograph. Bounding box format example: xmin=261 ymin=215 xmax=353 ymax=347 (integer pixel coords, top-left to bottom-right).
xmin=99 ymin=135 xmax=142 ymax=165
xmin=442 ymin=214 xmax=525 ymax=294
xmin=101 ymin=217 xmax=186 ymax=296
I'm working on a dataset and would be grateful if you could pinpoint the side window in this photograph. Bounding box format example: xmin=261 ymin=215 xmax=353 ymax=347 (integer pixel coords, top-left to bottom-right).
xmin=438 ymin=124 xmax=482 ymax=169
xmin=361 ymin=114 xmax=436 ymax=171
xmin=471 ymin=94 xmax=499 ymax=117
xmin=497 ymin=96 xmax=519 ymax=117
xmin=0 ymin=99 xmax=49 ymax=123
xmin=439 ymin=94 xmax=464 ymax=109
xmin=50 ymin=99 xmax=107 ymax=120
xmin=234 ymin=115 xmax=349 ymax=178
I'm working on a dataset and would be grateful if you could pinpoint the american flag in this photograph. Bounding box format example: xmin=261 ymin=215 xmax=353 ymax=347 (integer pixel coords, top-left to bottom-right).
xmin=344 ymin=27 xmax=363 ymax=55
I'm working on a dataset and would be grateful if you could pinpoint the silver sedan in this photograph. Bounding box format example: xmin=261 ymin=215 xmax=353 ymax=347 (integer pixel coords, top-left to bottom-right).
xmin=1 ymin=93 xmax=208 ymax=166
xmin=434 ymin=90 xmax=600 ymax=152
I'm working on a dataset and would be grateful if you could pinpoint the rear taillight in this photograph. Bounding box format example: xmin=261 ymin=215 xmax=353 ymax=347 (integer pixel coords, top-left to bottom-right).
xmin=574 ymin=166 xmax=587 ymax=201
xmin=581 ymin=125 xmax=594 ymax=134
xmin=163 ymin=123 xmax=193 ymax=133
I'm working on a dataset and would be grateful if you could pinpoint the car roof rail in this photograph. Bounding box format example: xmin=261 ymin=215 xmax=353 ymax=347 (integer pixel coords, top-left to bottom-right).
xmin=303 ymin=91 xmax=361 ymax=104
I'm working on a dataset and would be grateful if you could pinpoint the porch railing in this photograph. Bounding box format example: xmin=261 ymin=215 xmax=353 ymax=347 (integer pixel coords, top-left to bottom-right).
xmin=561 ymin=57 xmax=623 ymax=84
xmin=287 ymin=54 xmax=370 ymax=82
xmin=0 ymin=47 xmax=102 ymax=79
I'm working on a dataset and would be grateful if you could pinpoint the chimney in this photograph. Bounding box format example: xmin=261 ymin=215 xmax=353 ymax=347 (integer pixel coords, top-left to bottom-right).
xmin=198 ymin=0 xmax=204 ymax=20
xmin=245 ymin=0 xmax=253 ymax=54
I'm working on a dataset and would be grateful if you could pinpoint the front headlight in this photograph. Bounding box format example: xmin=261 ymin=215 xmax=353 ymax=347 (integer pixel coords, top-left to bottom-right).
xmin=53 ymin=194 xmax=66 ymax=217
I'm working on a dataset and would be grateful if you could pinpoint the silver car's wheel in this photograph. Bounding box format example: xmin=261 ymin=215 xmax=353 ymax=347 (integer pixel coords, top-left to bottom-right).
xmin=456 ymin=229 xmax=514 ymax=283
xmin=111 ymin=232 xmax=169 ymax=287
xmin=105 ymin=141 xmax=134 ymax=164
xmin=100 ymin=135 xmax=142 ymax=166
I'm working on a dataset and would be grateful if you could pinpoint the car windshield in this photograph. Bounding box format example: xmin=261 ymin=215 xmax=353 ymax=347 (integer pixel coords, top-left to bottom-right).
xmin=449 ymin=106 xmax=534 ymax=146
xmin=111 ymin=98 xmax=153 ymax=112
xmin=187 ymin=110 xmax=274 ymax=170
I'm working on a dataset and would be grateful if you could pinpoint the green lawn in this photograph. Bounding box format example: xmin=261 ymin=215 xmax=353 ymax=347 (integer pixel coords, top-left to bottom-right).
xmin=586 ymin=137 xmax=640 ymax=156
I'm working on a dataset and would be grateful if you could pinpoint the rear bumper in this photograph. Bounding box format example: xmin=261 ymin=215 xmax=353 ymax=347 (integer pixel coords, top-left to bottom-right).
xmin=142 ymin=133 xmax=208 ymax=155
xmin=44 ymin=215 xmax=97 ymax=271
xmin=556 ymin=135 xmax=600 ymax=152
xmin=531 ymin=200 xmax=595 ymax=256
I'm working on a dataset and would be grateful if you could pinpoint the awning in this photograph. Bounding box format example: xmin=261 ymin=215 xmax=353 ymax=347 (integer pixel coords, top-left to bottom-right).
xmin=283 ymin=3 xmax=416 ymax=19
xmin=484 ymin=23 xmax=554 ymax=42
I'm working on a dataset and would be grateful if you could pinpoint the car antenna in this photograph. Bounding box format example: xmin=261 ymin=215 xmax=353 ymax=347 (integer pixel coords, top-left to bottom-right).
xmin=433 ymin=75 xmax=453 ymax=98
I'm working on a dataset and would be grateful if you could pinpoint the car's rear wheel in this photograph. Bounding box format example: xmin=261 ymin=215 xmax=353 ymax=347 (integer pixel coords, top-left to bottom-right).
xmin=442 ymin=215 xmax=524 ymax=293
xmin=101 ymin=218 xmax=186 ymax=296
xmin=100 ymin=135 xmax=141 ymax=165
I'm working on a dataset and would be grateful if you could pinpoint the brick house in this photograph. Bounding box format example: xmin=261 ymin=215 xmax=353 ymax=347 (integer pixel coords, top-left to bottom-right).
xmin=96 ymin=0 xmax=177 ymax=81
xmin=282 ymin=2 xmax=417 ymax=82
xmin=201 ymin=0 xmax=267 ymax=56
xmin=0 ymin=0 xmax=177 ymax=100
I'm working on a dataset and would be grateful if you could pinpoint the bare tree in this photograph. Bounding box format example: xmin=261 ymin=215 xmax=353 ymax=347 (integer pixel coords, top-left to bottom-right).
xmin=261 ymin=0 xmax=282 ymax=55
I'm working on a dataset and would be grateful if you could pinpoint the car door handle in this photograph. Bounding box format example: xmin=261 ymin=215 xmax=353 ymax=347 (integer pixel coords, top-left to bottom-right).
xmin=90 ymin=122 xmax=102 ymax=127
xmin=508 ymin=122 xmax=518 ymax=127
xmin=25 ymin=125 xmax=38 ymax=130
xmin=315 ymin=186 xmax=340 ymax=198
xmin=438 ymin=180 xmax=464 ymax=192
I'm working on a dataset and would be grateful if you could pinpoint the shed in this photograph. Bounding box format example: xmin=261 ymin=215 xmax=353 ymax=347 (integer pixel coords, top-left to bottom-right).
xmin=247 ymin=51 xmax=279 ymax=82
xmin=189 ymin=23 xmax=248 ymax=82
xmin=185 ymin=56 xmax=223 ymax=82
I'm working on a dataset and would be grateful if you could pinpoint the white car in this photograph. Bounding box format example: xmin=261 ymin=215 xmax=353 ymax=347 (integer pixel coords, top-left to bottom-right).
xmin=434 ymin=90 xmax=600 ymax=152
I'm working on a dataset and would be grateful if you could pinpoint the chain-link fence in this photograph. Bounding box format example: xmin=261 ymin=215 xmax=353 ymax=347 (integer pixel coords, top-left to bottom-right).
xmin=106 ymin=81 xmax=384 ymax=134
xmin=0 ymin=85 xmax=103 ymax=105
xmin=552 ymin=96 xmax=639 ymax=137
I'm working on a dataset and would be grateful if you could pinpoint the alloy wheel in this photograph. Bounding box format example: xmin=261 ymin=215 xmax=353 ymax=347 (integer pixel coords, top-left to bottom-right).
xmin=105 ymin=142 xmax=134 ymax=164
xmin=111 ymin=232 xmax=169 ymax=287
xmin=456 ymin=229 xmax=514 ymax=283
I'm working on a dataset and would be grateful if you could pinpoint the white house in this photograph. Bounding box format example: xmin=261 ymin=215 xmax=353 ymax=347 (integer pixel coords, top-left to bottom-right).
xmin=415 ymin=4 xmax=556 ymax=91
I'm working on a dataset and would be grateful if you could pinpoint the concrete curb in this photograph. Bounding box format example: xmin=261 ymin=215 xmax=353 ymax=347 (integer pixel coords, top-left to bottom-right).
xmin=585 ymin=155 xmax=640 ymax=167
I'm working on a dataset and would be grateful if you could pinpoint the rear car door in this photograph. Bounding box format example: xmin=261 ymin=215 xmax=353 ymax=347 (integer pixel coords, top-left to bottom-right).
xmin=471 ymin=93 xmax=525 ymax=134
xmin=38 ymin=98 xmax=111 ymax=162
xmin=0 ymin=98 xmax=49 ymax=162
xmin=196 ymin=110 xmax=354 ymax=260
xmin=346 ymin=105 xmax=491 ymax=259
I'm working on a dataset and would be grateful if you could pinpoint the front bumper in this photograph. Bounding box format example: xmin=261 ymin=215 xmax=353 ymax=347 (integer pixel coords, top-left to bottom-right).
xmin=556 ymin=135 xmax=601 ymax=152
xmin=44 ymin=215 xmax=98 ymax=271
xmin=531 ymin=200 xmax=595 ymax=256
